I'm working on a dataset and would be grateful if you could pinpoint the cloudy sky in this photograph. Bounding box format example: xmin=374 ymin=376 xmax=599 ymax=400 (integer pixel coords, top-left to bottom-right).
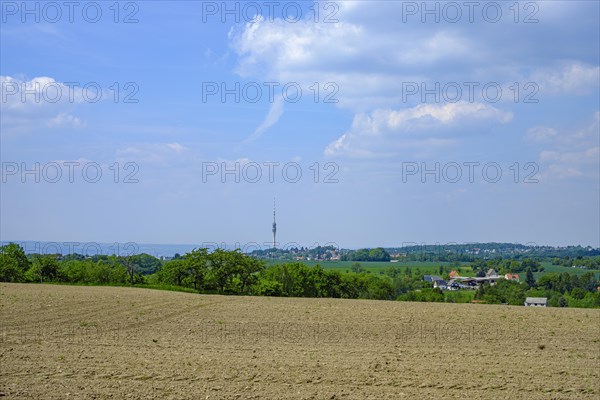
xmin=1 ymin=1 xmax=599 ymax=250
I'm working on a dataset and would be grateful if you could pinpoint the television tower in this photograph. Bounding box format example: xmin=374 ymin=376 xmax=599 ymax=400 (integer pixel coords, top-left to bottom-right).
xmin=272 ymin=197 xmax=277 ymax=249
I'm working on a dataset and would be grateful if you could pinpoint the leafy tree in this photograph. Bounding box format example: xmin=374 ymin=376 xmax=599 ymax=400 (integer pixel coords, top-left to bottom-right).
xmin=208 ymin=249 xmax=242 ymax=293
xmin=342 ymin=248 xmax=391 ymax=262
xmin=368 ymin=247 xmax=391 ymax=262
xmin=92 ymin=260 xmax=113 ymax=284
xmin=475 ymin=283 xmax=487 ymax=299
xmin=525 ymin=267 xmax=536 ymax=288
xmin=340 ymin=272 xmax=370 ymax=299
xmin=0 ymin=243 xmax=31 ymax=282
xmin=579 ymin=272 xmax=599 ymax=292
xmin=320 ymin=269 xmax=343 ymax=298
xmin=237 ymin=253 xmax=265 ymax=294
xmin=558 ymin=296 xmax=568 ymax=307
xmin=34 ymin=255 xmax=60 ymax=282
xmin=123 ymin=256 xmax=136 ymax=285
xmin=351 ymin=262 xmax=363 ymax=273
xmin=254 ymin=279 xmax=283 ymax=296
xmin=158 ymin=259 xmax=189 ymax=286
xmin=570 ymin=287 xmax=586 ymax=300
xmin=186 ymin=248 xmax=209 ymax=291
xmin=59 ymin=260 xmax=91 ymax=283
xmin=366 ymin=276 xmax=395 ymax=300
xmin=128 ymin=253 xmax=162 ymax=275
xmin=398 ymin=288 xmax=444 ymax=302
xmin=475 ymin=280 xmax=526 ymax=305
xmin=521 ymin=258 xmax=543 ymax=272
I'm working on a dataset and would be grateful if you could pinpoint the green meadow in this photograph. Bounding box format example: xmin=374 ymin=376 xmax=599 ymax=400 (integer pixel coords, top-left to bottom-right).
xmin=266 ymin=259 xmax=600 ymax=279
xmin=266 ymin=260 xmax=474 ymax=275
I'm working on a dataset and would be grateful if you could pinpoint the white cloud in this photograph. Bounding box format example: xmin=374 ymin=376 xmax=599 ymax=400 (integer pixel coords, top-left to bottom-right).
xmin=166 ymin=143 xmax=185 ymax=154
xmin=230 ymin=17 xmax=364 ymax=78
xmin=116 ymin=143 xmax=190 ymax=166
xmin=535 ymin=62 xmax=600 ymax=95
xmin=540 ymin=148 xmax=599 ymax=179
xmin=228 ymin=12 xmax=476 ymax=112
xmin=1 ymin=75 xmax=86 ymax=135
xmin=46 ymin=113 xmax=84 ymax=128
xmin=532 ymin=112 xmax=599 ymax=146
xmin=527 ymin=126 xmax=558 ymax=142
xmin=227 ymin=2 xmax=598 ymax=167
xmin=533 ymin=113 xmax=600 ymax=181
xmin=0 ymin=76 xmax=89 ymax=110
xmin=325 ymin=102 xmax=512 ymax=158
xmin=228 ymin=3 xmax=598 ymax=112
xmin=245 ymin=97 xmax=285 ymax=142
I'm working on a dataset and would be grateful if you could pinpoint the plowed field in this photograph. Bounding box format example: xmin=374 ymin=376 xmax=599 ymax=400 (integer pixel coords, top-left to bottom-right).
xmin=1 ymin=283 xmax=598 ymax=399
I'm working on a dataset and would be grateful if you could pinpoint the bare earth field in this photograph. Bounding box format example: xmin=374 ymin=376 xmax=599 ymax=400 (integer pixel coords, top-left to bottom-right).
xmin=1 ymin=283 xmax=598 ymax=399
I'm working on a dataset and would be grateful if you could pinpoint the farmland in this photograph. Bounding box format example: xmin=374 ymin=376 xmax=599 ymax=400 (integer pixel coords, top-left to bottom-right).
xmin=267 ymin=260 xmax=473 ymax=274
xmin=270 ymin=260 xmax=600 ymax=278
xmin=1 ymin=283 xmax=599 ymax=399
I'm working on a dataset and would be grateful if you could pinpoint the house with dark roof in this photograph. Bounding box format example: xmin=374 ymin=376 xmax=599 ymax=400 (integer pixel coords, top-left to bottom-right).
xmin=447 ymin=279 xmax=462 ymax=291
xmin=433 ymin=279 xmax=447 ymax=290
xmin=460 ymin=277 xmax=478 ymax=288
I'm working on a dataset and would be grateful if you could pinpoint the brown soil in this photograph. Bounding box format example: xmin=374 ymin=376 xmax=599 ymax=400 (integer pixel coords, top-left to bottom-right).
xmin=1 ymin=283 xmax=598 ymax=399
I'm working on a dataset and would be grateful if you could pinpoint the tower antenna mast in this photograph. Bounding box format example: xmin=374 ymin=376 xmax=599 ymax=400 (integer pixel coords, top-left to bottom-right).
xmin=272 ymin=198 xmax=277 ymax=249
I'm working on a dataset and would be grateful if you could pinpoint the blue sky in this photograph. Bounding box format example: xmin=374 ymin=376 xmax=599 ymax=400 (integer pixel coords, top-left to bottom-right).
xmin=1 ymin=1 xmax=599 ymax=250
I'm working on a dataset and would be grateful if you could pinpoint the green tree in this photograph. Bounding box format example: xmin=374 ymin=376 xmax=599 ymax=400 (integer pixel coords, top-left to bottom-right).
xmin=237 ymin=254 xmax=265 ymax=294
xmin=368 ymin=248 xmax=391 ymax=262
xmin=34 ymin=255 xmax=60 ymax=282
xmin=254 ymin=279 xmax=283 ymax=296
xmin=128 ymin=253 xmax=162 ymax=275
xmin=158 ymin=259 xmax=189 ymax=286
xmin=320 ymin=269 xmax=343 ymax=298
xmin=59 ymin=260 xmax=91 ymax=283
xmin=0 ymin=243 xmax=31 ymax=282
xmin=525 ymin=267 xmax=536 ymax=288
xmin=351 ymin=262 xmax=363 ymax=273
xmin=208 ymin=249 xmax=241 ymax=293
xmin=186 ymin=248 xmax=209 ymax=291
xmin=475 ymin=283 xmax=486 ymax=299
xmin=570 ymin=287 xmax=586 ymax=300
xmin=558 ymin=296 xmax=568 ymax=307
xmin=123 ymin=256 xmax=136 ymax=285
xmin=521 ymin=258 xmax=542 ymax=272
xmin=366 ymin=276 xmax=395 ymax=300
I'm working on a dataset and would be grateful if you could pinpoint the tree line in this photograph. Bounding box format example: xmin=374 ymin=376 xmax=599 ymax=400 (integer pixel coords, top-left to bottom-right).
xmin=388 ymin=243 xmax=600 ymax=262
xmin=341 ymin=247 xmax=391 ymax=262
xmin=1 ymin=243 xmax=598 ymax=307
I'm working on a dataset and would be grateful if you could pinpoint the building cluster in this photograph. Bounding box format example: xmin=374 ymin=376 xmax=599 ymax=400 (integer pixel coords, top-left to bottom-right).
xmin=423 ymin=269 xmax=520 ymax=291
xmin=293 ymin=249 xmax=340 ymax=261
xmin=423 ymin=270 xmax=548 ymax=307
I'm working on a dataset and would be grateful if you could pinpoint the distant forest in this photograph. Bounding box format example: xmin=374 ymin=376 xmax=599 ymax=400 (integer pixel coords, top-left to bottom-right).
xmin=387 ymin=242 xmax=600 ymax=262
xmin=252 ymin=243 xmax=600 ymax=264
